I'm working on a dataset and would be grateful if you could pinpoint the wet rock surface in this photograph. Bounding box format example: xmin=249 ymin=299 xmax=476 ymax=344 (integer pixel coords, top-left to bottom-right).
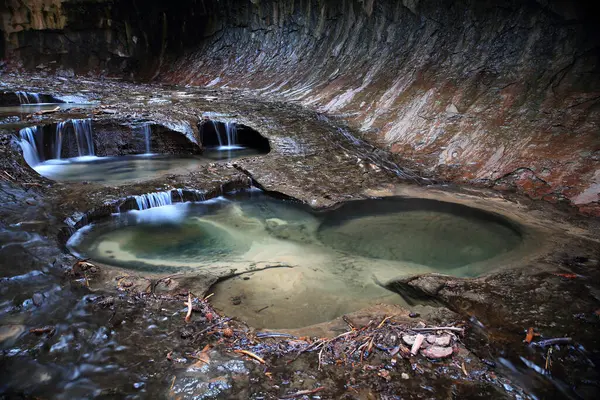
xmin=0 ymin=73 xmax=598 ymax=399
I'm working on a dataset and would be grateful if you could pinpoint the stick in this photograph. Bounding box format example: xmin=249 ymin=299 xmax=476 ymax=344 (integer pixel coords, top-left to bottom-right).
xmin=39 ymin=106 xmax=60 ymax=114
xmin=411 ymin=327 xmax=464 ymax=332
xmin=234 ymin=349 xmax=265 ymax=364
xmin=532 ymin=337 xmax=572 ymax=347
xmin=377 ymin=315 xmax=394 ymax=329
xmin=410 ymin=334 xmax=425 ymax=356
xmin=184 ymin=293 xmax=192 ymax=323
xmin=318 ymin=331 xmax=354 ymax=370
xmin=280 ymin=387 xmax=325 ymax=399
xmin=288 ymin=338 xmax=325 ymax=364
xmin=2 ymin=171 xmax=15 ymax=181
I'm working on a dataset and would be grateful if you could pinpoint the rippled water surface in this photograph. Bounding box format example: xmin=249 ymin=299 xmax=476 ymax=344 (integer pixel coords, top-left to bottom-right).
xmin=68 ymin=191 xmax=523 ymax=328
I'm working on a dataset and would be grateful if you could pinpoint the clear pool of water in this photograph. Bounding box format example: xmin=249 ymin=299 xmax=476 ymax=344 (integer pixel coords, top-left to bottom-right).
xmin=67 ymin=191 xmax=523 ymax=328
xmin=31 ymin=148 xmax=262 ymax=183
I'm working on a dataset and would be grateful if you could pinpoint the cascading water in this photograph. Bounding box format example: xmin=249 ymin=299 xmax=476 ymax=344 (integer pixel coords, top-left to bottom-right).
xmin=140 ymin=124 xmax=152 ymax=154
xmin=19 ymin=127 xmax=42 ymax=166
xmin=134 ymin=192 xmax=173 ymax=210
xmin=210 ymin=121 xmax=241 ymax=150
xmin=18 ymin=118 xmax=95 ymax=166
xmin=16 ymin=91 xmax=41 ymax=104
xmin=72 ymin=119 xmax=95 ymax=158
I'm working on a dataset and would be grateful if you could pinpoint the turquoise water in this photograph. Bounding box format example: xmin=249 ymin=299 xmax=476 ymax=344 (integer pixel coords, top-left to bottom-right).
xmin=68 ymin=191 xmax=522 ymax=328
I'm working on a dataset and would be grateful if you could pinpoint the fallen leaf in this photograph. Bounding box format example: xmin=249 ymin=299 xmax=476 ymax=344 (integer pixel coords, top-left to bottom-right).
xmin=523 ymin=328 xmax=536 ymax=343
xmin=234 ymin=349 xmax=265 ymax=364
xmin=552 ymin=272 xmax=578 ymax=279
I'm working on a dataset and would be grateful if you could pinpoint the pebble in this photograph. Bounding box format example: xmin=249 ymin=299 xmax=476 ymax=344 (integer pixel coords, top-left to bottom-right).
xmin=435 ymin=335 xmax=451 ymax=347
xmin=0 ymin=325 xmax=26 ymax=344
xmin=409 ymin=312 xmax=420 ymax=318
xmin=401 ymin=373 xmax=410 ymax=380
xmin=32 ymin=293 xmax=44 ymax=306
xmin=421 ymin=346 xmax=453 ymax=359
xmin=402 ymin=335 xmax=416 ymax=346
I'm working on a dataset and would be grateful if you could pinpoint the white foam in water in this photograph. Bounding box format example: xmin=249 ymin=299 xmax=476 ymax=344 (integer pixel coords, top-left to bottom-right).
xmin=129 ymin=203 xmax=189 ymax=223
xmin=216 ymin=145 xmax=245 ymax=150
xmin=66 ymin=224 xmax=95 ymax=256
xmin=70 ymin=155 xmax=104 ymax=163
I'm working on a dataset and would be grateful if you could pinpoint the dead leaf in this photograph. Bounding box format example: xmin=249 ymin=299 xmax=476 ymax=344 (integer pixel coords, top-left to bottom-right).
xmin=552 ymin=272 xmax=578 ymax=279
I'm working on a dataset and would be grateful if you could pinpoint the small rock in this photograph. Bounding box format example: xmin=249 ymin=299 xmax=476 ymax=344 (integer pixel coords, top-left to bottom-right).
xmin=408 ymin=312 xmax=420 ymax=318
xmin=98 ymin=296 xmax=115 ymax=307
xmin=232 ymin=296 xmax=242 ymax=305
xmin=435 ymin=335 xmax=451 ymax=347
xmin=402 ymin=335 xmax=416 ymax=346
xmin=223 ymin=328 xmax=234 ymax=338
xmin=32 ymin=293 xmax=44 ymax=306
xmin=401 ymin=372 xmax=410 ymax=380
xmin=426 ymin=334 xmax=437 ymax=344
xmin=180 ymin=329 xmax=194 ymax=339
xmin=378 ymin=369 xmax=391 ymax=381
xmin=421 ymin=346 xmax=453 ymax=359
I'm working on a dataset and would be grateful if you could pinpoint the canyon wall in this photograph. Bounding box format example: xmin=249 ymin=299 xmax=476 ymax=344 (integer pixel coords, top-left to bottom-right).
xmin=1 ymin=0 xmax=599 ymax=213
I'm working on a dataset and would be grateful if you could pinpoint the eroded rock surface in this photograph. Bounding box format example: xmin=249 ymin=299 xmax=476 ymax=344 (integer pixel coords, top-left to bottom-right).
xmin=1 ymin=0 xmax=599 ymax=213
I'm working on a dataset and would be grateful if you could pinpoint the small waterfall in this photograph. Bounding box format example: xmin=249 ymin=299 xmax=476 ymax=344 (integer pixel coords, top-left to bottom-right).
xmin=16 ymin=91 xmax=42 ymax=104
xmin=55 ymin=121 xmax=67 ymax=160
xmin=212 ymin=121 xmax=239 ymax=149
xmin=72 ymin=119 xmax=95 ymax=157
xmin=140 ymin=124 xmax=152 ymax=154
xmin=225 ymin=122 xmax=238 ymax=147
xmin=19 ymin=127 xmax=42 ymax=166
xmin=213 ymin=121 xmax=224 ymax=147
xmin=17 ymin=118 xmax=95 ymax=166
xmin=134 ymin=192 xmax=173 ymax=210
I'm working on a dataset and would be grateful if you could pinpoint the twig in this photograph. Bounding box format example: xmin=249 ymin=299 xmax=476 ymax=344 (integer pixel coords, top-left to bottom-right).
xmin=532 ymin=337 xmax=572 ymax=347
xmin=39 ymin=106 xmax=60 ymax=114
xmin=2 ymin=171 xmax=15 ymax=181
xmin=343 ymin=315 xmax=357 ymax=330
xmin=194 ymin=318 xmax=232 ymax=339
xmin=256 ymin=332 xmax=296 ymax=339
xmin=318 ymin=331 xmax=354 ymax=370
xmin=234 ymin=349 xmax=265 ymax=364
xmin=288 ymin=338 xmax=325 ymax=364
xmin=411 ymin=327 xmax=464 ymax=332
xmin=280 ymin=387 xmax=325 ymax=399
xmin=184 ymin=293 xmax=193 ymax=323
xmin=377 ymin=315 xmax=394 ymax=329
